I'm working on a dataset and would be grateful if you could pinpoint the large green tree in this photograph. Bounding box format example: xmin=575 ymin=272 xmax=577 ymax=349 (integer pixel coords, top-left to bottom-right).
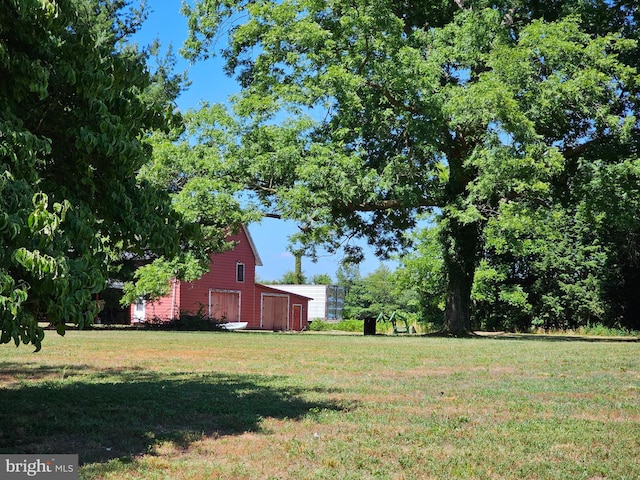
xmin=394 ymin=221 xmax=446 ymax=326
xmin=581 ymin=159 xmax=640 ymax=330
xmin=182 ymin=0 xmax=638 ymax=334
xmin=0 ymin=0 xmax=192 ymax=349
xmin=471 ymin=204 xmax=609 ymax=332
xmin=342 ymin=264 xmax=414 ymax=320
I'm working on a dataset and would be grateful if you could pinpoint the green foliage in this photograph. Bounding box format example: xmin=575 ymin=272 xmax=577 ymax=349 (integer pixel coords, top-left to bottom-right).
xmin=342 ymin=264 xmax=416 ymax=321
xmin=0 ymin=0 xmax=188 ymax=349
xmin=403 ymin=204 xmax=613 ymax=333
xmin=308 ymin=319 xmax=363 ymax=332
xmin=336 ymin=262 xmax=360 ymax=287
xmin=259 ymin=270 xmax=307 ymax=285
xmin=472 ymin=203 xmax=609 ymax=332
xmin=310 ymin=273 xmax=333 ymax=285
xmin=280 ymin=270 xmax=308 ymax=285
xmin=182 ymin=0 xmax=639 ymax=334
xmin=124 ymin=104 xmax=262 ymax=303
xmin=395 ymin=220 xmax=446 ymax=326
xmin=138 ymin=310 xmax=224 ymax=331
xmin=573 ymin=323 xmax=640 ymax=337
xmin=260 ymin=268 xmax=331 ymax=286
xmin=580 ymin=159 xmax=640 ymax=329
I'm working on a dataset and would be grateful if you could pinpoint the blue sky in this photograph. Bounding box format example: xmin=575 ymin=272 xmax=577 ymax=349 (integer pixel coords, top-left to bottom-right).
xmin=135 ymin=1 xmax=393 ymax=281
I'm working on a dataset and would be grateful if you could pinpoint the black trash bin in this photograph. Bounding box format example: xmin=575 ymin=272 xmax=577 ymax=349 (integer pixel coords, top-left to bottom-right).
xmin=363 ymin=317 xmax=376 ymax=335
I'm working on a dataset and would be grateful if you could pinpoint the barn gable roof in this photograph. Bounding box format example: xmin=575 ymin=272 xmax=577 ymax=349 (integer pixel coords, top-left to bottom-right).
xmin=242 ymin=225 xmax=263 ymax=266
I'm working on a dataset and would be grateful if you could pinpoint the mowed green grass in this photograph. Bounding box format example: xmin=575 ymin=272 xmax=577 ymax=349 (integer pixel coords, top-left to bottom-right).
xmin=0 ymin=330 xmax=638 ymax=479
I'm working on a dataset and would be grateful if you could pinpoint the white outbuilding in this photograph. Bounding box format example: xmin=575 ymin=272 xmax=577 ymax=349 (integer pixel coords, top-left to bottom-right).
xmin=271 ymin=285 xmax=345 ymax=323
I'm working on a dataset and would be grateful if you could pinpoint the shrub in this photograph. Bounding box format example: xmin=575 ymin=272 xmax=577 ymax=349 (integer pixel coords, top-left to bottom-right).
xmin=309 ymin=319 xmax=364 ymax=332
xmin=575 ymin=323 xmax=639 ymax=337
xmin=139 ymin=309 xmax=225 ymax=331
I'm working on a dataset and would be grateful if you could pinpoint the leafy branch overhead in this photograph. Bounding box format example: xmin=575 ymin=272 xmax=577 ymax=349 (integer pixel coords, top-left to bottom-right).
xmin=0 ymin=0 xmax=198 ymax=350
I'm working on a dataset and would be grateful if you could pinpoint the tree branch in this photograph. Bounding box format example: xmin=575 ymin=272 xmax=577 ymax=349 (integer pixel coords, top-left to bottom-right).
xmin=262 ymin=197 xmax=439 ymax=220
xmin=342 ymin=198 xmax=439 ymax=213
xmin=366 ymin=81 xmax=422 ymax=116
xmin=561 ymin=138 xmax=601 ymax=159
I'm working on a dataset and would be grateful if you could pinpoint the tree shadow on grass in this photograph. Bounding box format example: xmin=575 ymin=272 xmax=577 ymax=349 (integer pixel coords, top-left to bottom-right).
xmin=470 ymin=331 xmax=640 ymax=342
xmin=0 ymin=366 xmax=347 ymax=465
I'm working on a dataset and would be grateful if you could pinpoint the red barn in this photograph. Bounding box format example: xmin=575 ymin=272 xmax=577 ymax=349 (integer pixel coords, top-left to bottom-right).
xmin=130 ymin=226 xmax=311 ymax=331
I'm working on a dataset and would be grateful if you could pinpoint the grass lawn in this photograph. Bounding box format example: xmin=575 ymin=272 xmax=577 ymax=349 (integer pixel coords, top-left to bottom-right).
xmin=0 ymin=330 xmax=639 ymax=479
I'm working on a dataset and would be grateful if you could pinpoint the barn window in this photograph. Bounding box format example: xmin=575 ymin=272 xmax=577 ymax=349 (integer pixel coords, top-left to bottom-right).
xmin=135 ymin=298 xmax=145 ymax=311
xmin=236 ymin=262 xmax=245 ymax=282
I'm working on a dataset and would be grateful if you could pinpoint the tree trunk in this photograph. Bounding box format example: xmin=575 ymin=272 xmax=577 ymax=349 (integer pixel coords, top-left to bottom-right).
xmin=443 ymin=260 xmax=474 ymax=335
xmin=441 ymin=218 xmax=480 ymax=335
xmin=294 ymin=251 xmax=303 ymax=284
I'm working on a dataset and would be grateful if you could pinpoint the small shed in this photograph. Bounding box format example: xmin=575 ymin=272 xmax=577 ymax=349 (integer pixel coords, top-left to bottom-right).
xmin=255 ymin=284 xmax=312 ymax=331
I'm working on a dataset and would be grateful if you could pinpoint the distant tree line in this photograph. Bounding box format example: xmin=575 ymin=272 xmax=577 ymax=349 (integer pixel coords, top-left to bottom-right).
xmin=396 ymin=213 xmax=640 ymax=333
xmin=339 ymin=225 xmax=640 ymax=332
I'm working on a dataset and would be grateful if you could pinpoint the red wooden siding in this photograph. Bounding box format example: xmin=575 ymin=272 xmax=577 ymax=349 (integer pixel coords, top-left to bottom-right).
xmin=179 ymin=230 xmax=257 ymax=321
xmin=129 ymin=226 xmax=310 ymax=330
xmin=255 ymin=284 xmax=311 ymax=331
xmin=209 ymin=290 xmax=241 ymax=322
xmin=261 ymin=293 xmax=289 ymax=330
xmin=132 ymin=279 xmax=180 ymax=322
xmin=292 ymin=304 xmax=303 ymax=331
